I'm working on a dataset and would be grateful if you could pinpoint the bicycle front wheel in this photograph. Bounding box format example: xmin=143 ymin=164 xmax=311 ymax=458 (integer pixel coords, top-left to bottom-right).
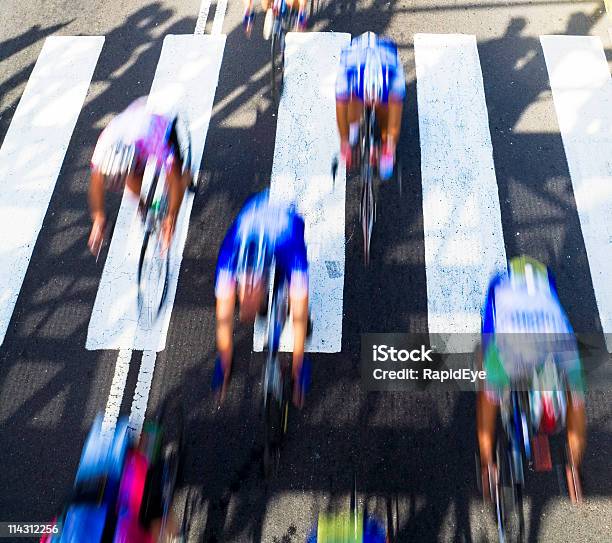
xmin=495 ymin=432 xmax=525 ymax=543
xmin=360 ymin=175 xmax=375 ymax=266
xmin=138 ymin=229 xmax=170 ymax=327
xmin=263 ymin=389 xmax=282 ymax=479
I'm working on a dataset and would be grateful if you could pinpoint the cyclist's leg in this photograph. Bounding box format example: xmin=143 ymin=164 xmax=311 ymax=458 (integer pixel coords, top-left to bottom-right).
xmin=387 ymin=98 xmax=403 ymax=147
xmin=348 ymin=97 xmax=362 ymax=145
xmin=161 ymin=159 xmax=186 ymax=250
xmin=566 ymin=394 xmax=586 ymax=468
xmin=375 ymin=103 xmax=389 ymax=145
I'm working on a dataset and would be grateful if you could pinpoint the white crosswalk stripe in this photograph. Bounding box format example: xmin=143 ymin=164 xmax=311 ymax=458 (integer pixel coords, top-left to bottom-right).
xmin=541 ymin=35 xmax=612 ymax=353
xmin=415 ymin=33 xmax=507 ymax=353
xmin=253 ymin=32 xmax=351 ymax=354
xmin=86 ymin=34 xmax=226 ymax=353
xmin=0 ymin=36 xmax=104 ymax=346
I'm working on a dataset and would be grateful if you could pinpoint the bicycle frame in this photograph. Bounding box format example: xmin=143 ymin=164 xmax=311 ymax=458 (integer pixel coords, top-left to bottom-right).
xmin=140 ymin=159 xmax=169 ymax=234
xmin=359 ymin=105 xmax=378 ymax=265
xmin=137 ymin=159 xmax=170 ymax=325
xmin=261 ymin=262 xmax=291 ymax=477
xmin=262 ymin=263 xmax=289 ymax=407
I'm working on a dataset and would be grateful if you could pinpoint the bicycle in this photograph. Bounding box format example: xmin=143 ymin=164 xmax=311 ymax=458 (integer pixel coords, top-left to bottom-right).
xmin=477 ymin=384 xmax=582 ymax=543
xmin=332 ymin=105 xmax=402 ymax=266
xmin=137 ymin=122 xmax=192 ymax=328
xmin=42 ymin=401 xmax=185 ymax=543
xmin=270 ymin=0 xmax=316 ymax=104
xmin=261 ymin=262 xmax=292 ymax=478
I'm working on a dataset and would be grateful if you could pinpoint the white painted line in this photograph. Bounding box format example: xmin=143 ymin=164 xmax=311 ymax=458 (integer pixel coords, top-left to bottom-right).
xmin=414 ymin=34 xmax=507 ymax=353
xmin=127 ymin=350 xmax=156 ymax=439
xmin=101 ymin=348 xmax=132 ymax=441
xmin=253 ymin=32 xmax=351 ymax=353
xmin=0 ymin=36 xmax=104 ymax=346
xmin=211 ymin=0 xmax=229 ymax=35
xmin=195 ymin=0 xmax=212 ymax=34
xmin=541 ymin=35 xmax=612 ymax=352
xmin=86 ymin=35 xmax=226 ymax=352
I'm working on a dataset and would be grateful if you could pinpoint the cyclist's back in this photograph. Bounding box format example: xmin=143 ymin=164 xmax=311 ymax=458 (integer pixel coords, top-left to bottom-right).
xmin=216 ymin=190 xmax=308 ymax=298
xmin=336 ymin=32 xmax=405 ymax=105
xmin=481 ymin=256 xmax=584 ymax=395
xmin=91 ymin=98 xmax=181 ymax=177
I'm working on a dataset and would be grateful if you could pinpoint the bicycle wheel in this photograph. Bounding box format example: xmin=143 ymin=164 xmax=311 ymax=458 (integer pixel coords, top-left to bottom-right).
xmin=495 ymin=431 xmax=525 ymax=543
xmin=138 ymin=229 xmax=170 ymax=327
xmin=157 ymin=399 xmax=185 ymax=540
xmin=271 ymin=26 xmax=285 ymax=104
xmin=179 ymin=487 xmax=200 ymax=542
xmin=360 ymin=174 xmax=374 ymax=266
xmin=263 ymin=378 xmax=282 ymax=478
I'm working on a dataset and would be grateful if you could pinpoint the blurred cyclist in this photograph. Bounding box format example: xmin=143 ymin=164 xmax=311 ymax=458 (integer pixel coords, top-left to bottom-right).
xmin=41 ymin=415 xmax=182 ymax=543
xmin=307 ymin=510 xmax=387 ymax=542
xmin=215 ymin=189 xmax=309 ymax=406
xmin=477 ymin=256 xmax=586 ymax=498
xmin=243 ymin=0 xmax=307 ymax=38
xmin=88 ymin=97 xmax=193 ymax=257
xmin=335 ymin=32 xmax=405 ymax=180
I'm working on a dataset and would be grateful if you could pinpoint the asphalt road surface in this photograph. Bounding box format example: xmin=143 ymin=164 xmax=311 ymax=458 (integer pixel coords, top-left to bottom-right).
xmin=0 ymin=0 xmax=611 ymax=541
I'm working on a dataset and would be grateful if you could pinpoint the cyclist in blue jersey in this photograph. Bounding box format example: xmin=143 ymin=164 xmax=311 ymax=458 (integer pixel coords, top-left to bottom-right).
xmin=335 ymin=32 xmax=406 ymax=180
xmin=243 ymin=0 xmax=307 ymax=38
xmin=88 ymin=97 xmax=193 ymax=257
xmin=477 ymin=256 xmax=586 ymax=497
xmin=215 ymin=190 xmax=310 ymax=405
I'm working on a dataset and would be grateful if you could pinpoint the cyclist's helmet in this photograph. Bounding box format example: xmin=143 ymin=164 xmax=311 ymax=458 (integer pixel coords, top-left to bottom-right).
xmin=507 ymin=255 xmax=557 ymax=298
xmin=235 ymin=225 xmax=273 ymax=291
xmin=359 ymin=34 xmax=387 ymax=105
xmin=99 ymin=141 xmax=136 ymax=193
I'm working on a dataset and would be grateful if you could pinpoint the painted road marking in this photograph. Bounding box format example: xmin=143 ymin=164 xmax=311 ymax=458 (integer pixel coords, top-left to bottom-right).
xmin=195 ymin=0 xmax=212 ymax=34
xmin=541 ymin=35 xmax=612 ymax=352
xmin=0 ymin=36 xmax=104 ymax=346
xmin=253 ymin=32 xmax=351 ymax=353
xmin=127 ymin=350 xmax=156 ymax=439
xmin=415 ymin=34 xmax=507 ymax=352
xmin=87 ymin=35 xmax=225 ymax=352
xmin=211 ymin=0 xmax=229 ymax=35
xmin=101 ymin=349 xmax=132 ymax=441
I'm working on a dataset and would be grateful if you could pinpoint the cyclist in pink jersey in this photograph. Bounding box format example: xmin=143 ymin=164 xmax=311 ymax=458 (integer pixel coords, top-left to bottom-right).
xmin=88 ymin=97 xmax=193 ymax=256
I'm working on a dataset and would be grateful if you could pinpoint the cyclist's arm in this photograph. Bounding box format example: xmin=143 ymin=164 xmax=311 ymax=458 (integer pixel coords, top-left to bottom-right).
xmin=387 ymin=55 xmax=406 ymax=147
xmin=215 ymin=220 xmax=240 ymax=366
xmin=166 ymin=159 xmax=185 ymax=223
xmin=88 ymin=168 xmax=106 ymax=223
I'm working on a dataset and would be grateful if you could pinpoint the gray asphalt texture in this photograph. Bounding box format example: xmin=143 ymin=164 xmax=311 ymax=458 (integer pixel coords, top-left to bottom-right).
xmin=0 ymin=0 xmax=611 ymax=541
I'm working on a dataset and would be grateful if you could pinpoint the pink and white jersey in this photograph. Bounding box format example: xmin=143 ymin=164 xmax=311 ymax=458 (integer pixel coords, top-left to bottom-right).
xmin=90 ymin=97 xmax=176 ymax=171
